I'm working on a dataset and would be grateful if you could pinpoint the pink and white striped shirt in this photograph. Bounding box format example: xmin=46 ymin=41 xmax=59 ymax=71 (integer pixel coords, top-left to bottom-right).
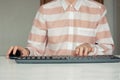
xmin=27 ymin=0 xmax=114 ymax=56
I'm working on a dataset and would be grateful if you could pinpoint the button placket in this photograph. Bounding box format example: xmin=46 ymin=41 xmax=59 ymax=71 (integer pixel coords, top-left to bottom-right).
xmin=68 ymin=5 xmax=74 ymax=51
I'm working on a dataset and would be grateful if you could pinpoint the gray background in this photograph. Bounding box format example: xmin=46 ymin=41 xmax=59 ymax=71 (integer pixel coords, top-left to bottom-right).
xmin=0 ymin=0 xmax=119 ymax=56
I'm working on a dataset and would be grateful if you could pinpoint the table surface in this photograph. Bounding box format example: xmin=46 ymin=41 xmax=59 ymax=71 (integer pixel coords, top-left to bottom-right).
xmin=0 ymin=56 xmax=120 ymax=80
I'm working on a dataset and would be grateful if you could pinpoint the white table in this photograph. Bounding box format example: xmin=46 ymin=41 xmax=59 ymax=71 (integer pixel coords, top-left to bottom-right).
xmin=0 ymin=56 xmax=120 ymax=80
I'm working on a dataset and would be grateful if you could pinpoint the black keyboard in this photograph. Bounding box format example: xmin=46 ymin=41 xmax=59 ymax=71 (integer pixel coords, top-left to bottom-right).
xmin=15 ymin=55 xmax=120 ymax=64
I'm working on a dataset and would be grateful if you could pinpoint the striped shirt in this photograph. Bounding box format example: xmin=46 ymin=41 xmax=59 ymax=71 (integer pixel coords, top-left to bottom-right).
xmin=27 ymin=0 xmax=114 ymax=56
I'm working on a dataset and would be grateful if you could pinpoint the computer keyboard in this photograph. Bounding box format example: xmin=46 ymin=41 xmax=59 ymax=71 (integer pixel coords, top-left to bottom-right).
xmin=15 ymin=55 xmax=120 ymax=64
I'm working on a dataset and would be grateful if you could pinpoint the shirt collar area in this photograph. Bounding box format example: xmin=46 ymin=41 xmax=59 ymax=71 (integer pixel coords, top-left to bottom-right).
xmin=61 ymin=0 xmax=88 ymax=11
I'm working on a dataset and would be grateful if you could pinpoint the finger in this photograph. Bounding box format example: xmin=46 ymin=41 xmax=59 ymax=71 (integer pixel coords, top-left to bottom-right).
xmin=6 ymin=46 xmax=14 ymax=58
xmin=8 ymin=46 xmax=14 ymax=54
xmin=84 ymin=47 xmax=89 ymax=56
xmin=89 ymin=47 xmax=93 ymax=52
xmin=79 ymin=47 xmax=84 ymax=56
xmin=75 ymin=47 xmax=79 ymax=55
xmin=13 ymin=46 xmax=18 ymax=55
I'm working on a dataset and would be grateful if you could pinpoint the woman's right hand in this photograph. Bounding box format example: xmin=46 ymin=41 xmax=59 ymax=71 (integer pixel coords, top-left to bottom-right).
xmin=6 ymin=46 xmax=30 ymax=58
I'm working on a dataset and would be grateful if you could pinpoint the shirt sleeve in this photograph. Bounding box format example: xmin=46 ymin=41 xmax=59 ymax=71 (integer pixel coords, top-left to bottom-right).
xmin=26 ymin=6 xmax=47 ymax=56
xmin=89 ymin=5 xmax=114 ymax=55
